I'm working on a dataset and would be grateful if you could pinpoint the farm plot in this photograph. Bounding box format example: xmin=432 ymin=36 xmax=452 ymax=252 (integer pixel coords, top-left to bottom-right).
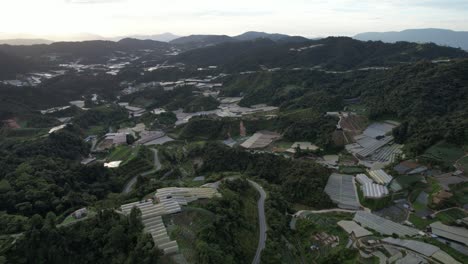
xmin=420 ymin=141 xmax=464 ymax=168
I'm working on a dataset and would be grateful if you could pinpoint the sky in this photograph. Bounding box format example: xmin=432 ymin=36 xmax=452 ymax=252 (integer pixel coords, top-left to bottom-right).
xmin=1 ymin=0 xmax=468 ymax=40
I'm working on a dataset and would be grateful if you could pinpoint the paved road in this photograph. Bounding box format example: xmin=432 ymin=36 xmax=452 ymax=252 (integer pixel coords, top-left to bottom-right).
xmin=122 ymin=148 xmax=161 ymax=193
xmin=249 ymin=180 xmax=267 ymax=264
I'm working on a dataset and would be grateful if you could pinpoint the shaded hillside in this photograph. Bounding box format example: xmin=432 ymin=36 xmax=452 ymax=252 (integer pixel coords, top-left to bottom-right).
xmin=355 ymin=28 xmax=468 ymax=51
xmin=0 ymin=51 xmax=34 ymax=79
xmin=0 ymin=38 xmax=170 ymax=64
xmin=170 ymin=37 xmax=468 ymax=72
xmin=0 ymin=72 xmax=120 ymax=113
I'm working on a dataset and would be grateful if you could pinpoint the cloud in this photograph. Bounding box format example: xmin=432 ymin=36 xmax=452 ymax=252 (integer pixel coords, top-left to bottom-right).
xmin=65 ymin=0 xmax=124 ymax=4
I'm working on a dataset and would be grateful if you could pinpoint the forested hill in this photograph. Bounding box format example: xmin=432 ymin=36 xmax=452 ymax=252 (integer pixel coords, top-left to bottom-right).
xmin=222 ymin=59 xmax=468 ymax=154
xmin=0 ymin=38 xmax=170 ymax=64
xmin=0 ymin=51 xmax=34 ymax=79
xmin=170 ymin=37 xmax=468 ymax=72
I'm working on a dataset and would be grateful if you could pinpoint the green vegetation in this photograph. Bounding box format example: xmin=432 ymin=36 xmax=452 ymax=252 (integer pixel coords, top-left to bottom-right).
xmin=451 ymin=182 xmax=468 ymax=205
xmin=408 ymin=214 xmax=432 ymax=229
xmin=173 ymin=36 xmax=467 ymax=72
xmin=409 ymin=208 xmax=468 ymax=229
xmin=59 ymin=208 xmax=97 ymax=226
xmin=172 ymin=178 xmax=258 ymax=263
xmin=183 ymin=96 xmax=220 ymax=113
xmin=419 ymin=141 xmax=465 ymax=169
xmin=190 ymin=142 xmax=334 ymax=208
xmin=395 ymin=175 xmax=424 ymax=189
xmin=435 ymin=208 xmax=468 ymax=224
xmin=0 ymin=212 xmax=29 ymax=235
xmin=339 ymin=166 xmax=366 ymax=174
xmin=292 ymin=213 xmax=357 ymax=263
xmin=222 ymin=60 xmax=468 ymax=156
xmin=4 ymin=210 xmax=160 ymax=264
xmin=74 ymin=105 xmax=128 ymax=129
xmin=178 ymin=109 xmax=336 ymax=149
xmin=458 ymin=156 xmax=468 ymax=172
xmin=108 ymin=145 xmax=142 ymax=166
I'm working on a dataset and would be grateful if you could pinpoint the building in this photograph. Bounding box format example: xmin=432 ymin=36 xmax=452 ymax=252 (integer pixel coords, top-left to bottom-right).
xmin=72 ymin=208 xmax=88 ymax=219
xmin=125 ymin=105 xmax=146 ymax=117
xmin=356 ymin=174 xmax=373 ymax=185
xmin=155 ymin=187 xmax=221 ymax=206
xmin=354 ymin=211 xmax=420 ymax=237
xmin=136 ymin=130 xmax=165 ymax=145
xmin=120 ymin=200 xmax=181 ymax=255
xmin=240 ymin=131 xmax=281 ymax=149
xmin=430 ymin=221 xmax=468 ymax=246
xmin=368 ymin=169 xmax=393 ymax=185
xmin=382 ymin=237 xmax=461 ymax=264
xmin=362 ymin=183 xmax=389 ymax=198
xmin=104 ymin=161 xmax=122 ymax=168
xmin=324 ymin=173 xmax=360 ymax=210
xmin=48 ymin=124 xmax=67 ymax=134
xmin=337 ymin=220 xmax=372 ymax=238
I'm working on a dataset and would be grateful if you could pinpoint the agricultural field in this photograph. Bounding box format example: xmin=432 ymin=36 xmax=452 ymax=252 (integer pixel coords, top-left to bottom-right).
xmin=451 ymin=182 xmax=468 ymax=205
xmin=395 ymin=175 xmax=424 ymax=189
xmin=84 ymin=125 xmax=106 ymax=136
xmin=409 ymin=208 xmax=468 ymax=229
xmin=345 ymin=104 xmax=369 ymax=117
xmin=420 ymin=141 xmax=465 ymax=168
xmin=108 ymin=145 xmax=141 ymax=165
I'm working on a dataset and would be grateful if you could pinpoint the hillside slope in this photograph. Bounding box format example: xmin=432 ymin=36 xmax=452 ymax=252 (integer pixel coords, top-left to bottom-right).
xmin=171 ymin=37 xmax=468 ymax=72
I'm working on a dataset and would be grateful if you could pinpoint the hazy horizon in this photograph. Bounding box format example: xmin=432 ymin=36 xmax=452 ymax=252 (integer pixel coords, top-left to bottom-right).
xmin=1 ymin=0 xmax=468 ymax=41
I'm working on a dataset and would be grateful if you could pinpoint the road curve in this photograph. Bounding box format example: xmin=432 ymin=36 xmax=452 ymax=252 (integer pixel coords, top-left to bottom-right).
xmin=122 ymin=148 xmax=161 ymax=193
xmin=248 ymin=180 xmax=267 ymax=264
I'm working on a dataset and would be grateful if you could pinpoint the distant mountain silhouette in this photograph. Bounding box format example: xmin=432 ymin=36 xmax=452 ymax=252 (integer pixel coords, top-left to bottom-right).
xmin=234 ymin=31 xmax=289 ymax=41
xmin=170 ymin=34 xmax=236 ymax=49
xmin=354 ymin=28 xmax=468 ymax=50
xmin=0 ymin=39 xmax=53 ymax=45
xmin=170 ymin=31 xmax=307 ymax=49
xmin=114 ymin=33 xmax=180 ymax=42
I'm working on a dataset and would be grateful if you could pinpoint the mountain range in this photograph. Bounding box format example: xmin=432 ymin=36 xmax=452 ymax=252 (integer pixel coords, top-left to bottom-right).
xmin=354 ymin=28 xmax=468 ymax=51
xmin=2 ymin=29 xmax=468 ymax=51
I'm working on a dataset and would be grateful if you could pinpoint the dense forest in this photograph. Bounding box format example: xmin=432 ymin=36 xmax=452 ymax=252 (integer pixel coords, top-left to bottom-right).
xmin=0 ymin=124 xmax=153 ymax=234
xmin=189 ymin=142 xmax=334 ymax=207
xmin=192 ymin=179 xmax=257 ymax=263
xmin=3 ymin=209 xmax=159 ymax=264
xmin=171 ymin=37 xmax=467 ymax=72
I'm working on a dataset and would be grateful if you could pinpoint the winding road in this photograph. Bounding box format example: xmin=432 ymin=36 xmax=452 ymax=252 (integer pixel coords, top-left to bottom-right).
xmin=248 ymin=180 xmax=267 ymax=264
xmin=122 ymin=148 xmax=161 ymax=193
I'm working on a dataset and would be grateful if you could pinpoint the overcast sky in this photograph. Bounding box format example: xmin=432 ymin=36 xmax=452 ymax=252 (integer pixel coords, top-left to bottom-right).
xmin=1 ymin=0 xmax=468 ymax=40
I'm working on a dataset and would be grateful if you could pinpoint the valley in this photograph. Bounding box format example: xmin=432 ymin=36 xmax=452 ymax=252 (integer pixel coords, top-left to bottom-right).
xmin=1 ymin=33 xmax=468 ymax=264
